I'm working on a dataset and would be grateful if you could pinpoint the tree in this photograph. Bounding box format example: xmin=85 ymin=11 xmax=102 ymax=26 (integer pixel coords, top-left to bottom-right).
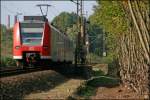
xmin=87 ymin=22 xmax=103 ymax=56
xmin=90 ymin=1 xmax=128 ymax=58
xmin=51 ymin=11 xmax=105 ymax=57
xmin=0 ymin=24 xmax=13 ymax=57
xmin=90 ymin=0 xmax=150 ymax=95
xmin=51 ymin=12 xmax=78 ymax=33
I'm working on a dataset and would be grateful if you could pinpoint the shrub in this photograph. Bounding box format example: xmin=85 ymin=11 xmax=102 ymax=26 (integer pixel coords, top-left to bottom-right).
xmin=77 ymin=85 xmax=96 ymax=97
xmin=0 ymin=57 xmax=16 ymax=67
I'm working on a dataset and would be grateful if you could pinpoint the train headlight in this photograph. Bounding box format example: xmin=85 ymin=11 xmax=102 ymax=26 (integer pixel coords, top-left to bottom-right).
xmin=15 ymin=46 xmax=21 ymax=49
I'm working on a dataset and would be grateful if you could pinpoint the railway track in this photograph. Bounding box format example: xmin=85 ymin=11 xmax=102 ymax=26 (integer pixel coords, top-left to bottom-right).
xmin=0 ymin=64 xmax=92 ymax=79
xmin=0 ymin=66 xmax=50 ymax=77
xmin=0 ymin=64 xmax=76 ymax=77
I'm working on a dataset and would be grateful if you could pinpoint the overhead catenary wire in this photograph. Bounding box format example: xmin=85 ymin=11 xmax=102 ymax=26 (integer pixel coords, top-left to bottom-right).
xmin=49 ymin=5 xmax=60 ymax=18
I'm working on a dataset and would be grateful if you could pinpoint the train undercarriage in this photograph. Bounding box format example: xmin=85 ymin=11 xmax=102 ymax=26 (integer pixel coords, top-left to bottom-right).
xmin=16 ymin=52 xmax=72 ymax=69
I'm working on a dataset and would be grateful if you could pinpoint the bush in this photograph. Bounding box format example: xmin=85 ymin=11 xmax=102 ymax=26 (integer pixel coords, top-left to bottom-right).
xmin=99 ymin=56 xmax=113 ymax=64
xmin=0 ymin=57 xmax=16 ymax=67
xmin=86 ymin=76 xmax=120 ymax=87
xmin=98 ymin=56 xmax=119 ymax=77
xmin=107 ymin=59 xmax=120 ymax=77
xmin=74 ymin=76 xmax=120 ymax=98
xmin=87 ymin=53 xmax=120 ymax=78
xmin=77 ymin=85 xmax=96 ymax=97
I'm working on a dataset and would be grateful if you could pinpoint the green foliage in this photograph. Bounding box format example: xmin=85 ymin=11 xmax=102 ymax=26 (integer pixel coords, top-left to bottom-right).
xmin=87 ymin=23 xmax=104 ymax=56
xmin=92 ymin=1 xmax=127 ymax=34
xmin=1 ymin=25 xmax=13 ymax=41
xmin=51 ymin=11 xmax=105 ymax=58
xmin=0 ymin=24 xmax=14 ymax=67
xmin=86 ymin=76 xmax=119 ymax=87
xmin=90 ymin=1 xmax=128 ymax=58
xmin=66 ymin=24 xmax=78 ymax=44
xmin=107 ymin=59 xmax=120 ymax=77
xmin=99 ymin=55 xmax=114 ymax=64
xmin=52 ymin=12 xmax=78 ymax=33
xmin=77 ymin=85 xmax=96 ymax=97
xmin=86 ymin=53 xmax=114 ymax=64
xmin=0 ymin=56 xmax=16 ymax=67
xmin=51 ymin=12 xmax=79 ymax=46
xmin=75 ymin=75 xmax=119 ymax=98
xmin=1 ymin=24 xmax=13 ymax=57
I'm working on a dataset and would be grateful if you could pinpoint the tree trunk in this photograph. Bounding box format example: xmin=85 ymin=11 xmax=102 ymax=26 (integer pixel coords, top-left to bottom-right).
xmin=119 ymin=0 xmax=150 ymax=96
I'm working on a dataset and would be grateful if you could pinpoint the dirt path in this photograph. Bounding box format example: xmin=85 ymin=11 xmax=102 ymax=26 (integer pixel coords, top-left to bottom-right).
xmin=23 ymin=79 xmax=84 ymax=99
xmin=91 ymin=85 xmax=147 ymax=99
xmin=90 ymin=64 xmax=148 ymax=99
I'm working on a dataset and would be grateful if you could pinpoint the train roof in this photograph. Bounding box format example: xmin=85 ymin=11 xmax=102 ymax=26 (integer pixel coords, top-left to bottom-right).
xmin=24 ymin=16 xmax=46 ymax=22
xmin=19 ymin=16 xmax=72 ymax=41
xmin=50 ymin=25 xmax=67 ymax=35
xmin=50 ymin=24 xmax=71 ymax=40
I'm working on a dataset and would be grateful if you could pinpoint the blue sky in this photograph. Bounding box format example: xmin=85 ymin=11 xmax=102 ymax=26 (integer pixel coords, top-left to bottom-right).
xmin=1 ymin=1 xmax=97 ymax=27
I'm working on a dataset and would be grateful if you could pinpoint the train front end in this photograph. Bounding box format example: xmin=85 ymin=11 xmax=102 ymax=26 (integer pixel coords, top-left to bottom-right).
xmin=13 ymin=16 xmax=51 ymax=67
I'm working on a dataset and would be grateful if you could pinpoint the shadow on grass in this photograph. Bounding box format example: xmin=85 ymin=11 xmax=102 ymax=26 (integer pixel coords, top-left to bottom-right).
xmin=0 ymin=70 xmax=70 ymax=100
xmin=0 ymin=64 xmax=88 ymax=100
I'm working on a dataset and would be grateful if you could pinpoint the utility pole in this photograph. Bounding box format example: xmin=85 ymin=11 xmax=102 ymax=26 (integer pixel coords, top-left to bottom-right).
xmin=71 ymin=0 xmax=92 ymax=79
xmin=85 ymin=11 xmax=89 ymax=61
xmin=80 ymin=0 xmax=86 ymax=64
xmin=71 ymin=0 xmax=86 ymax=64
xmin=7 ymin=15 xmax=10 ymax=29
xmin=75 ymin=0 xmax=79 ymax=66
xmin=70 ymin=0 xmax=80 ymax=66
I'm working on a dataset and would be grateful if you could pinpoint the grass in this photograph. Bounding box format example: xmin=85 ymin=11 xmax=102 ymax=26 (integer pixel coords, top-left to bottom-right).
xmin=77 ymin=85 xmax=96 ymax=98
xmin=74 ymin=70 xmax=120 ymax=98
xmin=86 ymin=53 xmax=101 ymax=64
xmin=86 ymin=76 xmax=120 ymax=87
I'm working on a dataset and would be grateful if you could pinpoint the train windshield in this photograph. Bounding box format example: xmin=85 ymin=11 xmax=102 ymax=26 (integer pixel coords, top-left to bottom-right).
xmin=21 ymin=33 xmax=42 ymax=45
xmin=21 ymin=22 xmax=44 ymax=46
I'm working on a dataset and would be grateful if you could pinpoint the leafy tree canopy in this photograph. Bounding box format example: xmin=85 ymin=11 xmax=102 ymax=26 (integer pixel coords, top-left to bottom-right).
xmin=89 ymin=1 xmax=128 ymax=57
xmin=51 ymin=12 xmax=78 ymax=33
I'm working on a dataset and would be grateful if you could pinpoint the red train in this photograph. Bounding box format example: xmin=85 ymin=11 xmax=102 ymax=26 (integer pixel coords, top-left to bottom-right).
xmin=13 ymin=16 xmax=74 ymax=67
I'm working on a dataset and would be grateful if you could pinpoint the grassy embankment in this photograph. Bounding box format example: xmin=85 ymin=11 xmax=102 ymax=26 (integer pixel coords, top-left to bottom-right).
xmin=69 ymin=53 xmax=120 ymax=99
xmin=69 ymin=68 xmax=120 ymax=99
